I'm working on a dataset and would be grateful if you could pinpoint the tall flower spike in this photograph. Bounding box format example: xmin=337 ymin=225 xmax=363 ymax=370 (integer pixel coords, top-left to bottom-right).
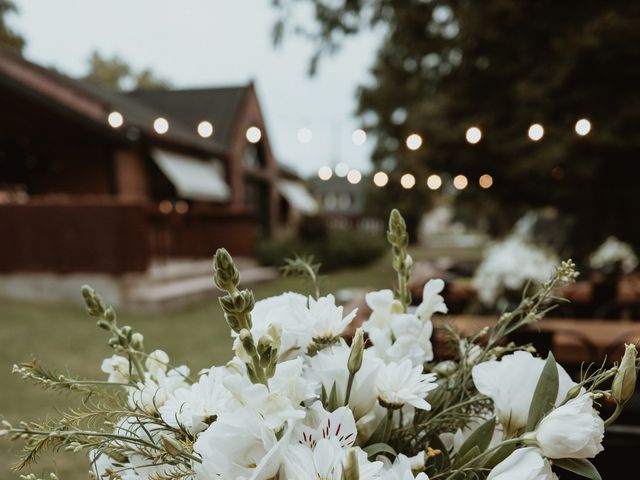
xmin=213 ymin=248 xmax=240 ymax=293
xmin=387 ymin=209 xmax=412 ymax=310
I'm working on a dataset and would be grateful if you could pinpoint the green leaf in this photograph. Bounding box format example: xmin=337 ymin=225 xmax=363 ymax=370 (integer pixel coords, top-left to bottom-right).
xmin=484 ymin=442 xmax=517 ymax=469
xmin=457 ymin=417 xmax=496 ymax=459
xmin=363 ymin=443 xmax=397 ymax=459
xmin=527 ymin=352 xmax=559 ymax=431
xmin=454 ymin=445 xmax=480 ymax=468
xmin=327 ymin=382 xmax=340 ymax=412
xmin=554 ymin=458 xmax=602 ymax=480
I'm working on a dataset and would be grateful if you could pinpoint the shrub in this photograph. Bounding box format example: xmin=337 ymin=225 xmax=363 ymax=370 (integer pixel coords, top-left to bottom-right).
xmin=257 ymin=229 xmax=387 ymax=271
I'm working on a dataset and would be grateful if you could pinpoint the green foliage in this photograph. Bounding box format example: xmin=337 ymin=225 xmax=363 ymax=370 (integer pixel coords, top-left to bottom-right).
xmin=83 ymin=50 xmax=171 ymax=90
xmin=0 ymin=0 xmax=24 ymax=53
xmin=526 ymin=353 xmax=559 ymax=432
xmin=554 ymin=458 xmax=602 ymax=480
xmin=257 ymin=229 xmax=387 ymax=271
xmin=272 ymin=1 xmax=640 ymax=253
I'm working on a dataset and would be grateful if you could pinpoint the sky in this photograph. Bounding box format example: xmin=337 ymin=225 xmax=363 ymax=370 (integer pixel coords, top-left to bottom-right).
xmin=11 ymin=0 xmax=384 ymax=177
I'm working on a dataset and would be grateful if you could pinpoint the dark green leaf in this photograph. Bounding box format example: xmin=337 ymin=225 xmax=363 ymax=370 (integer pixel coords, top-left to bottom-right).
xmin=454 ymin=445 xmax=480 ymax=468
xmin=484 ymin=442 xmax=517 ymax=469
xmin=457 ymin=417 xmax=496 ymax=459
xmin=527 ymin=352 xmax=559 ymax=431
xmin=363 ymin=443 xmax=397 ymax=459
xmin=554 ymin=458 xmax=602 ymax=480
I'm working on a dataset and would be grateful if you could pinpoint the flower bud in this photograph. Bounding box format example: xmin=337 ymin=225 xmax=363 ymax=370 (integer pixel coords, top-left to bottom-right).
xmin=433 ymin=360 xmax=457 ymax=377
xmin=613 ymin=343 xmax=638 ymax=405
xmin=213 ymin=248 xmax=240 ymax=292
xmin=348 ymin=329 xmax=364 ymax=375
xmin=131 ymin=333 xmax=144 ymax=350
xmin=240 ymin=329 xmax=257 ymax=359
xmin=103 ymin=306 xmax=116 ymax=323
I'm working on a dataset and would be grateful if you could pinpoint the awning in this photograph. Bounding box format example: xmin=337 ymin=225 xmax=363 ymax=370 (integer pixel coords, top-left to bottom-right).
xmin=152 ymin=148 xmax=230 ymax=202
xmin=278 ymin=180 xmax=319 ymax=215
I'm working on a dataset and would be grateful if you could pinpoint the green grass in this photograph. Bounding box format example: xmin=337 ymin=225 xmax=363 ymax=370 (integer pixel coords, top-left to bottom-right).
xmin=0 ymin=246 xmax=481 ymax=478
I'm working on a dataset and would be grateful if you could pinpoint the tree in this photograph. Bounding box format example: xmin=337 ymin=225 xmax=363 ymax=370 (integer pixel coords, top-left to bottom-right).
xmin=83 ymin=51 xmax=171 ymax=90
xmin=0 ymin=0 xmax=25 ymax=53
xmin=273 ymin=1 xmax=640 ymax=254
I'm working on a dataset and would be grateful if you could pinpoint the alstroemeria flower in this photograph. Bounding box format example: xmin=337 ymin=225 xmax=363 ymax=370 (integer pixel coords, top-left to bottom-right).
xmin=487 ymin=447 xmax=555 ymax=480
xmin=472 ymin=351 xmax=575 ymax=431
xmin=376 ymin=360 xmax=438 ymax=410
xmin=536 ymin=392 xmax=604 ymax=459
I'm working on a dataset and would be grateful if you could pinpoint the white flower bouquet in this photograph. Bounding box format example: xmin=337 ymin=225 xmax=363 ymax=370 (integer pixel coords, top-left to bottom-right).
xmin=589 ymin=236 xmax=638 ymax=275
xmin=2 ymin=210 xmax=638 ymax=480
xmin=472 ymin=235 xmax=559 ymax=308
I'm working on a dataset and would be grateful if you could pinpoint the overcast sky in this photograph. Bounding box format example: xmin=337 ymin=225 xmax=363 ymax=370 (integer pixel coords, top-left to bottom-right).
xmin=11 ymin=0 xmax=383 ymax=176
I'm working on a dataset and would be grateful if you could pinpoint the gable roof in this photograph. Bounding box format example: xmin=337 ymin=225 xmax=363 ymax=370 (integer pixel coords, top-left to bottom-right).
xmin=0 ymin=46 xmax=225 ymax=157
xmin=127 ymin=86 xmax=249 ymax=149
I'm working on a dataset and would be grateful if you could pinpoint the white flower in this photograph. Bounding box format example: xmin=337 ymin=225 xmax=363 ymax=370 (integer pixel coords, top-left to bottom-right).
xmin=589 ymin=236 xmax=638 ymax=273
xmin=416 ymin=279 xmax=448 ymax=321
xmin=128 ymin=365 xmax=190 ymax=415
xmin=487 ymin=447 xmax=554 ymax=480
xmin=535 ymin=392 xmax=604 ymax=459
xmin=159 ymin=366 xmax=234 ymax=434
xmin=473 ymin=236 xmax=558 ymax=306
xmin=193 ymin=408 xmax=293 ymax=480
xmin=293 ymin=402 xmax=358 ymax=449
xmin=472 ymin=351 xmax=575 ymax=431
xmin=364 ymin=285 xmax=440 ymax=367
xmin=145 ymin=349 xmax=169 ymax=378
xmin=223 ymin=358 xmax=315 ymax=429
xmin=307 ymin=341 xmax=382 ymax=419
xmin=379 ymin=452 xmax=429 ymax=480
xmin=283 ymin=438 xmax=382 ymax=480
xmin=101 ymin=355 xmax=130 ymax=383
xmin=304 ymin=294 xmax=357 ymax=341
xmin=376 ymin=360 xmax=438 ymax=410
xmin=240 ymin=292 xmax=311 ymax=360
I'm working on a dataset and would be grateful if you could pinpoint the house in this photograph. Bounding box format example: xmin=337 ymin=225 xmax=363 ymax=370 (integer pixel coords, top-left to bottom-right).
xmin=0 ymin=47 xmax=317 ymax=305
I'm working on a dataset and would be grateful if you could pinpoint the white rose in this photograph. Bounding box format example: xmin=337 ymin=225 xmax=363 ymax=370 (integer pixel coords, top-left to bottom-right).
xmin=488 ymin=447 xmax=554 ymax=480
xmin=536 ymin=393 xmax=604 ymax=459
xmin=472 ymin=351 xmax=575 ymax=431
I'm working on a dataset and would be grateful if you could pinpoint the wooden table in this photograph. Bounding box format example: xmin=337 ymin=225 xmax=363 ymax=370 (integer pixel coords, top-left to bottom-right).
xmin=434 ymin=316 xmax=640 ymax=365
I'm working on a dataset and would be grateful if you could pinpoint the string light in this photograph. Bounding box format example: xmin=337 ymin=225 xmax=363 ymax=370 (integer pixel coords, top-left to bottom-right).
xmin=465 ymin=126 xmax=482 ymax=144
xmin=175 ymin=200 xmax=189 ymax=214
xmin=347 ymin=169 xmax=362 ymax=184
xmin=297 ymin=127 xmax=313 ymax=144
xmin=400 ymin=173 xmax=416 ymax=189
xmin=427 ymin=174 xmax=442 ymax=190
xmin=575 ymin=118 xmax=591 ymax=136
xmin=405 ymin=133 xmax=423 ymax=151
xmin=479 ymin=174 xmax=493 ymax=189
xmin=158 ymin=200 xmax=172 ymax=214
xmin=373 ymin=171 xmax=389 ymax=187
xmin=334 ymin=162 xmax=349 ymax=178
xmin=352 ymin=129 xmax=367 ymax=145
xmin=107 ymin=111 xmax=123 ymax=128
xmin=453 ymin=174 xmax=468 ymax=190
xmin=197 ymin=121 xmax=213 ymax=138
xmin=153 ymin=117 xmax=169 ymax=134
xmin=528 ymin=123 xmax=544 ymax=141
xmin=318 ymin=166 xmax=333 ymax=180
xmin=246 ymin=126 xmax=262 ymax=143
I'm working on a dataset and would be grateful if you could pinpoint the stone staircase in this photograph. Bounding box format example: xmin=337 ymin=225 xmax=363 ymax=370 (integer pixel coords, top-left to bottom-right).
xmin=123 ymin=257 xmax=278 ymax=311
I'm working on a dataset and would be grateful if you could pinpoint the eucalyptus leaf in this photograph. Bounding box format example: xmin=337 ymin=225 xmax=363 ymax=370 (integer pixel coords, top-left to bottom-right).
xmin=457 ymin=417 xmax=496 ymax=459
xmin=554 ymin=458 xmax=602 ymax=480
xmin=484 ymin=442 xmax=517 ymax=469
xmin=363 ymin=443 xmax=397 ymax=459
xmin=526 ymin=352 xmax=559 ymax=431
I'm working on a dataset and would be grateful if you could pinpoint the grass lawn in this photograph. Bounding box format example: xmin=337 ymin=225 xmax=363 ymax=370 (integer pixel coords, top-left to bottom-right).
xmin=0 ymin=246 xmax=481 ymax=478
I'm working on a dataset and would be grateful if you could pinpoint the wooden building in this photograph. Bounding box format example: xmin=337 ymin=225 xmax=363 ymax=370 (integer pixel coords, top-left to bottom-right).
xmin=0 ymin=46 xmax=316 ymax=278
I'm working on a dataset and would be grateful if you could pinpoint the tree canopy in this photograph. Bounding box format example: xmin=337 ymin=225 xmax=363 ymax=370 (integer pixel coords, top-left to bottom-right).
xmin=0 ymin=0 xmax=25 ymax=53
xmin=83 ymin=51 xmax=171 ymax=90
xmin=273 ymin=1 xmax=640 ymax=253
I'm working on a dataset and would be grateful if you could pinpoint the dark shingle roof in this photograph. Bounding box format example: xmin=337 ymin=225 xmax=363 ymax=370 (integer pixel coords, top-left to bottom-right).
xmin=128 ymin=86 xmax=249 ymax=149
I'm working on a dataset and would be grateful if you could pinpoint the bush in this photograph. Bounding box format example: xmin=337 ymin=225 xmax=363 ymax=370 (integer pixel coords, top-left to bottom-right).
xmin=257 ymin=229 xmax=387 ymax=271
